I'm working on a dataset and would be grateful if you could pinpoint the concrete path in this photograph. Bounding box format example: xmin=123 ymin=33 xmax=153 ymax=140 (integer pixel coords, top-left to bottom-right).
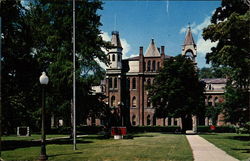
xmin=186 ymin=135 xmax=239 ymax=161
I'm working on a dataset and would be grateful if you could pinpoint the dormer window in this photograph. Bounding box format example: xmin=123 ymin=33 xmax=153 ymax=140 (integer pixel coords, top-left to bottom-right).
xmin=112 ymin=54 xmax=115 ymax=61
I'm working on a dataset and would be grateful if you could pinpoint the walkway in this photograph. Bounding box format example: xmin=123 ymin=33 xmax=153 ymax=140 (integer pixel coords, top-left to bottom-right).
xmin=186 ymin=135 xmax=239 ymax=161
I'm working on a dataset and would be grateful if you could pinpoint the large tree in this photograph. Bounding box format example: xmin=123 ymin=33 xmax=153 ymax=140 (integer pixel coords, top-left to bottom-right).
xmin=202 ymin=0 xmax=250 ymax=124
xmin=148 ymin=55 xmax=205 ymax=133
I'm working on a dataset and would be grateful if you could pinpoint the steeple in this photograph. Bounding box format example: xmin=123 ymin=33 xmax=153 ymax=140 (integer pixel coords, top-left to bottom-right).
xmin=107 ymin=31 xmax=123 ymax=69
xmin=182 ymin=26 xmax=197 ymax=62
xmin=145 ymin=39 xmax=161 ymax=57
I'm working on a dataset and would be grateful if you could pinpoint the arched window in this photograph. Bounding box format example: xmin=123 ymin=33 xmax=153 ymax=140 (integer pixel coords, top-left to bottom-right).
xmin=132 ymin=96 xmax=136 ymax=107
xmin=118 ymin=54 xmax=121 ymax=61
xmin=147 ymin=61 xmax=151 ymax=71
xmin=132 ymin=78 xmax=136 ymax=89
xmin=152 ymin=60 xmax=156 ymax=71
xmin=147 ymin=79 xmax=151 ymax=86
xmin=109 ymin=78 xmax=112 ymax=88
xmin=114 ymin=78 xmax=117 ymax=88
xmin=112 ymin=54 xmax=115 ymax=61
xmin=157 ymin=62 xmax=160 ymax=71
xmin=132 ymin=115 xmax=136 ymax=126
xmin=111 ymin=96 xmax=116 ymax=106
xmin=147 ymin=115 xmax=151 ymax=125
xmin=185 ymin=50 xmax=193 ymax=60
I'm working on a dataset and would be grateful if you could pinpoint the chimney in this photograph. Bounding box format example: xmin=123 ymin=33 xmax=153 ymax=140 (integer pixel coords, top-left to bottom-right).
xmin=161 ymin=46 xmax=165 ymax=55
xmin=139 ymin=46 xmax=143 ymax=55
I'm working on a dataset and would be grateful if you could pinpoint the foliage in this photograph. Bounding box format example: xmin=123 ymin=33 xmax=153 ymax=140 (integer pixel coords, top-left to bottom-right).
xmin=148 ymin=55 xmax=205 ymax=132
xmin=1 ymin=0 xmax=111 ymax=133
xmin=205 ymin=105 xmax=222 ymax=125
xmin=202 ymin=0 xmax=250 ymax=125
xmin=197 ymin=125 xmax=236 ymax=133
xmin=198 ymin=66 xmax=231 ymax=79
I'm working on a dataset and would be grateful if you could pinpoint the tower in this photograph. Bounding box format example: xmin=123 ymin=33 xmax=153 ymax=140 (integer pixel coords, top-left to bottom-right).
xmin=182 ymin=26 xmax=197 ymax=63
xmin=106 ymin=31 xmax=123 ymax=126
xmin=107 ymin=31 xmax=123 ymax=69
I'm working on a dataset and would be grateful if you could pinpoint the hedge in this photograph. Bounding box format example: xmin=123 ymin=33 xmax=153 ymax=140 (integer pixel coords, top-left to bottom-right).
xmin=197 ymin=125 xmax=236 ymax=133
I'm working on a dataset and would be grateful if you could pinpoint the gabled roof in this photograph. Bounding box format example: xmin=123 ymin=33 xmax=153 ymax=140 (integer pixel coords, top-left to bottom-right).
xmin=201 ymin=78 xmax=227 ymax=84
xmin=145 ymin=39 xmax=161 ymax=57
xmin=111 ymin=31 xmax=122 ymax=48
xmin=184 ymin=27 xmax=196 ymax=46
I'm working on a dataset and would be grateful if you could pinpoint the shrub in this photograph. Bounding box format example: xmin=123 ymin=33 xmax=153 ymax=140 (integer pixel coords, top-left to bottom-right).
xmin=197 ymin=125 xmax=236 ymax=133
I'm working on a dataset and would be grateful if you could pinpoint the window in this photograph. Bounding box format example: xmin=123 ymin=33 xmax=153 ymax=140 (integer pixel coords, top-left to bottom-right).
xmin=112 ymin=54 xmax=115 ymax=61
xmin=208 ymin=96 xmax=212 ymax=106
xmin=132 ymin=78 xmax=136 ymax=89
xmin=118 ymin=54 xmax=121 ymax=61
xmin=132 ymin=115 xmax=136 ymax=126
xmin=114 ymin=78 xmax=117 ymax=88
xmin=157 ymin=62 xmax=160 ymax=70
xmin=132 ymin=96 xmax=136 ymax=107
xmin=147 ymin=115 xmax=151 ymax=125
xmin=147 ymin=79 xmax=151 ymax=86
xmin=111 ymin=96 xmax=115 ymax=106
xmin=147 ymin=97 xmax=150 ymax=107
xmin=109 ymin=78 xmax=112 ymax=88
xmin=152 ymin=60 xmax=156 ymax=71
xmin=147 ymin=61 xmax=151 ymax=71
xmin=108 ymin=55 xmax=110 ymax=61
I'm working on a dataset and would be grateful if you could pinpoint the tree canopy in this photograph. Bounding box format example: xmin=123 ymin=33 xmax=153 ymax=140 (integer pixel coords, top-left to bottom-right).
xmin=1 ymin=0 xmax=110 ymax=133
xmin=148 ymin=55 xmax=205 ymax=132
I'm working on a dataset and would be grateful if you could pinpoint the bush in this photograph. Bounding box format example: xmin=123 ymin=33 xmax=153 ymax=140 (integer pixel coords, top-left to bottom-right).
xmin=127 ymin=126 xmax=181 ymax=133
xmin=197 ymin=125 xmax=236 ymax=133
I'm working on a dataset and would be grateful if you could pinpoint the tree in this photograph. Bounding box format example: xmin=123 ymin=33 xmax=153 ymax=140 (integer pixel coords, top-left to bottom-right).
xmin=203 ymin=0 xmax=250 ymax=124
xmin=148 ymin=55 xmax=205 ymax=133
xmin=1 ymin=1 xmax=41 ymax=134
xmin=198 ymin=66 xmax=231 ymax=79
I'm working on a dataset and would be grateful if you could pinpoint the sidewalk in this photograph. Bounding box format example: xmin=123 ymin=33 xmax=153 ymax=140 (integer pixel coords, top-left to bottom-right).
xmin=186 ymin=135 xmax=239 ymax=161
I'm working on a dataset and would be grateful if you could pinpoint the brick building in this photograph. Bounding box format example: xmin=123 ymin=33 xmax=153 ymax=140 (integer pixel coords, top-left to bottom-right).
xmin=90 ymin=27 xmax=226 ymax=128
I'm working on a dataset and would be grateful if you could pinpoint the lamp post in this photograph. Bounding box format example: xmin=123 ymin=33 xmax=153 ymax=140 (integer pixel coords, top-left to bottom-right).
xmin=39 ymin=72 xmax=49 ymax=161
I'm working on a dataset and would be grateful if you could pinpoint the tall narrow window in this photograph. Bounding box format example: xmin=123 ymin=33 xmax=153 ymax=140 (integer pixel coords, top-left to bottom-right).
xmin=152 ymin=60 xmax=156 ymax=71
xmin=132 ymin=78 xmax=136 ymax=89
xmin=147 ymin=61 xmax=151 ymax=71
xmin=111 ymin=96 xmax=116 ymax=106
xmin=132 ymin=96 xmax=136 ymax=107
xmin=132 ymin=115 xmax=136 ymax=126
xmin=143 ymin=62 xmax=146 ymax=71
xmin=114 ymin=78 xmax=117 ymax=88
xmin=157 ymin=62 xmax=160 ymax=70
xmin=112 ymin=54 xmax=115 ymax=61
xmin=109 ymin=78 xmax=112 ymax=88
xmin=108 ymin=55 xmax=110 ymax=61
xmin=127 ymin=78 xmax=130 ymax=89
xmin=147 ymin=115 xmax=151 ymax=125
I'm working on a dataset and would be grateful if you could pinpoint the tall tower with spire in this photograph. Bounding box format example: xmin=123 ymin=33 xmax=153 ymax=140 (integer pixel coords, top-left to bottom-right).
xmin=182 ymin=26 xmax=197 ymax=63
xmin=107 ymin=31 xmax=123 ymax=69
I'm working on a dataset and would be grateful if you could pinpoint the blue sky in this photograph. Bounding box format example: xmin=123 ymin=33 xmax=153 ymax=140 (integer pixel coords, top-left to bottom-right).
xmin=98 ymin=1 xmax=221 ymax=68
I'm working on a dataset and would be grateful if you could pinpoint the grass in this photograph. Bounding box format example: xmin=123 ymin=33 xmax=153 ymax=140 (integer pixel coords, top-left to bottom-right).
xmin=200 ymin=133 xmax=250 ymax=160
xmin=2 ymin=133 xmax=193 ymax=161
xmin=2 ymin=134 xmax=69 ymax=141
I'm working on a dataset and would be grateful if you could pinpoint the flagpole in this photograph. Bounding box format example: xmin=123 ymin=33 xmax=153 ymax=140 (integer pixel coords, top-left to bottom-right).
xmin=73 ymin=0 xmax=76 ymax=151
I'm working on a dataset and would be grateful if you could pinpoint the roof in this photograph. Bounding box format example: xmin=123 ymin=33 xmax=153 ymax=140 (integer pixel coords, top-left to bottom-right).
xmin=184 ymin=26 xmax=196 ymax=46
xmin=111 ymin=31 xmax=122 ymax=48
xmin=201 ymin=78 xmax=227 ymax=84
xmin=145 ymin=39 xmax=161 ymax=57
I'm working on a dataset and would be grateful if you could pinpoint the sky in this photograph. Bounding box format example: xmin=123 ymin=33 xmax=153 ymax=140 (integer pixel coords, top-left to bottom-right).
xmin=98 ymin=0 xmax=221 ymax=69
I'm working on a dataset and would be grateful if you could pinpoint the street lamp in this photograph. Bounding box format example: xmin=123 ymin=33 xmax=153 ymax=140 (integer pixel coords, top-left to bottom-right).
xmin=39 ymin=72 xmax=49 ymax=161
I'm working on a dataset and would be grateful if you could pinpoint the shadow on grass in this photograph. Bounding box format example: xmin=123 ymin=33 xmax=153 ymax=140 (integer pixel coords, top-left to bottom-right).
xmin=2 ymin=138 xmax=92 ymax=151
xmin=231 ymin=148 xmax=250 ymax=153
xmin=48 ymin=151 xmax=83 ymax=157
xmin=232 ymin=136 xmax=250 ymax=141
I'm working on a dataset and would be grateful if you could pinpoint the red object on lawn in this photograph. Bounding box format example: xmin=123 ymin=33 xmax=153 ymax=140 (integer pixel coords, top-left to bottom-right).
xmin=111 ymin=127 xmax=127 ymax=136
xmin=210 ymin=125 xmax=216 ymax=130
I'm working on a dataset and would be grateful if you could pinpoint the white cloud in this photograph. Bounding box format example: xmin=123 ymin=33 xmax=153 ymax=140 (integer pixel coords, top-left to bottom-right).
xmin=197 ymin=37 xmax=218 ymax=55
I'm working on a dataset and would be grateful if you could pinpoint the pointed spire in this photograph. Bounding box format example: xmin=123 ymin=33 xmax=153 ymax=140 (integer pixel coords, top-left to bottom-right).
xmin=111 ymin=31 xmax=122 ymax=49
xmin=145 ymin=39 xmax=161 ymax=57
xmin=184 ymin=26 xmax=196 ymax=46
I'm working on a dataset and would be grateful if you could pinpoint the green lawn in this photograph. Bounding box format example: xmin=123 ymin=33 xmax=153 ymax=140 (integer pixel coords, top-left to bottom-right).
xmin=2 ymin=133 xmax=193 ymax=161
xmin=2 ymin=134 xmax=69 ymax=141
xmin=200 ymin=133 xmax=250 ymax=160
